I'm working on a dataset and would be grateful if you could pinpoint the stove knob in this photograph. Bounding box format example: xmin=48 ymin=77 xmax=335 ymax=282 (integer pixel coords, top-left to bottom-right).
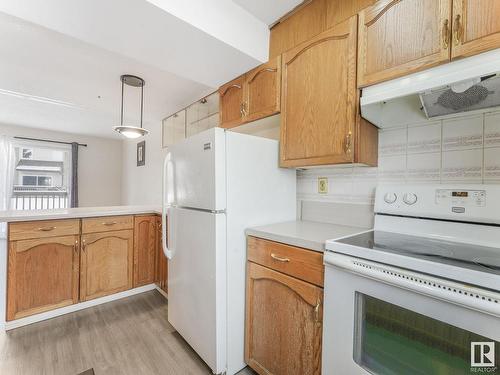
xmin=403 ymin=193 xmax=418 ymax=205
xmin=384 ymin=193 xmax=397 ymax=204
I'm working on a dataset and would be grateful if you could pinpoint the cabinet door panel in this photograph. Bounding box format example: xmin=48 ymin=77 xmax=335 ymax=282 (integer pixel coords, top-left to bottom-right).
xmin=80 ymin=230 xmax=133 ymax=301
xmin=133 ymin=216 xmax=156 ymax=287
xmin=358 ymin=0 xmax=452 ymax=87
xmin=7 ymin=235 xmax=79 ymax=321
xmin=155 ymin=216 xmax=168 ymax=293
xmin=281 ymin=16 xmax=357 ymax=167
xmin=219 ymin=76 xmax=245 ymax=128
xmin=452 ymin=0 xmax=500 ymax=59
xmin=245 ymin=262 xmax=323 ymax=375
xmin=245 ymin=56 xmax=281 ymax=123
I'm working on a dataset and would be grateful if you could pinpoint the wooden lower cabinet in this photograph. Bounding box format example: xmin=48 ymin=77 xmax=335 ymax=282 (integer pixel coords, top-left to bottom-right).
xmin=80 ymin=229 xmax=134 ymax=301
xmin=133 ymin=215 xmax=157 ymax=287
xmin=245 ymin=261 xmax=323 ymax=375
xmin=7 ymin=235 xmax=80 ymax=321
xmin=155 ymin=216 xmax=168 ymax=293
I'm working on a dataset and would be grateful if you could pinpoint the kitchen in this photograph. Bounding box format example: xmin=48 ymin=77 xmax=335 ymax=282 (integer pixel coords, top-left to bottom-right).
xmin=0 ymin=0 xmax=499 ymax=374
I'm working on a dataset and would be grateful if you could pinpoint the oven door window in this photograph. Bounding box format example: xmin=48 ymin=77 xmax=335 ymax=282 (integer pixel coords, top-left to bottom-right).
xmin=354 ymin=293 xmax=499 ymax=375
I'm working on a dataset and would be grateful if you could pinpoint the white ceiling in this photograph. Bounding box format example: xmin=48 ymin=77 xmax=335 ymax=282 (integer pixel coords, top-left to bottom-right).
xmin=0 ymin=12 xmax=212 ymax=139
xmin=232 ymin=0 xmax=303 ymax=25
xmin=0 ymin=0 xmax=300 ymax=139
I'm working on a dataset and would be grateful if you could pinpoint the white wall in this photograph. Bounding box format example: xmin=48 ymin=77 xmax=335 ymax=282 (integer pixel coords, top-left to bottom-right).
xmin=121 ymin=121 xmax=167 ymax=206
xmin=0 ymin=123 xmax=123 ymax=207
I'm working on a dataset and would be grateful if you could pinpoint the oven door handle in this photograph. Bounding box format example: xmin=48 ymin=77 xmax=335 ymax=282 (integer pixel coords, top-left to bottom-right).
xmin=326 ymin=252 xmax=500 ymax=318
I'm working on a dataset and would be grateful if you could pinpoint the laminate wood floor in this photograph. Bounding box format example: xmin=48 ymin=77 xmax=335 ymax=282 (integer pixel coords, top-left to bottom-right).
xmin=0 ymin=291 xmax=255 ymax=375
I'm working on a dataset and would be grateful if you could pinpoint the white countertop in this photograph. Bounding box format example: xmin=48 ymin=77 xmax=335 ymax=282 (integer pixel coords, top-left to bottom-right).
xmin=246 ymin=220 xmax=371 ymax=252
xmin=0 ymin=205 xmax=161 ymax=223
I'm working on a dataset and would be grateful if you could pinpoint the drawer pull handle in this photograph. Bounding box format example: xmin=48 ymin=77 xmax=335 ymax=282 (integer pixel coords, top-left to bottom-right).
xmin=38 ymin=226 xmax=56 ymax=231
xmin=270 ymin=253 xmax=290 ymax=263
xmin=102 ymin=221 xmax=117 ymax=226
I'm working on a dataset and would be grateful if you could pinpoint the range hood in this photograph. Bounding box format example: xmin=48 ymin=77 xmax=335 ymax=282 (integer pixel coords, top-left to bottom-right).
xmin=360 ymin=49 xmax=500 ymax=128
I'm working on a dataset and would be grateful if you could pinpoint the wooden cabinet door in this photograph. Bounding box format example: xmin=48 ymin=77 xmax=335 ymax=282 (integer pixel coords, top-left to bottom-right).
xmin=155 ymin=216 xmax=168 ymax=293
xmin=133 ymin=215 xmax=156 ymax=287
xmin=80 ymin=230 xmax=133 ymax=301
xmin=219 ymin=75 xmax=245 ymax=128
xmin=358 ymin=0 xmax=452 ymax=87
xmin=451 ymin=0 xmax=500 ymax=59
xmin=280 ymin=16 xmax=358 ymax=167
xmin=244 ymin=56 xmax=281 ymax=123
xmin=245 ymin=262 xmax=323 ymax=375
xmin=7 ymin=235 xmax=79 ymax=321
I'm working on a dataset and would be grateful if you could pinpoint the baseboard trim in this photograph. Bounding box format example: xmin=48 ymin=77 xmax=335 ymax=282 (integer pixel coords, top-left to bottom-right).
xmin=155 ymin=285 xmax=168 ymax=300
xmin=4 ymin=284 xmax=157 ymax=331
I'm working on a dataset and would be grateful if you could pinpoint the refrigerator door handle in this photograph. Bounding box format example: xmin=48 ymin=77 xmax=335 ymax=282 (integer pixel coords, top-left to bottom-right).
xmin=162 ymin=155 xmax=173 ymax=260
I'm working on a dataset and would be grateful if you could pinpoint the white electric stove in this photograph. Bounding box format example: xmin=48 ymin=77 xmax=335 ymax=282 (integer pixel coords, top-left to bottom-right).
xmin=322 ymin=184 xmax=500 ymax=375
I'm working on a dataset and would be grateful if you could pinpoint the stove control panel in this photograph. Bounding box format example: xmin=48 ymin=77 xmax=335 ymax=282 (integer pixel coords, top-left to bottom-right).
xmin=374 ymin=184 xmax=500 ymax=224
xmin=436 ymin=189 xmax=486 ymax=207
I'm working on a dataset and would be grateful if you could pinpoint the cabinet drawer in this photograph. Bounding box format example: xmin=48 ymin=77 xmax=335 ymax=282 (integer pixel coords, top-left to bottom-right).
xmin=9 ymin=219 xmax=80 ymax=241
xmin=247 ymin=236 xmax=324 ymax=287
xmin=82 ymin=215 xmax=133 ymax=234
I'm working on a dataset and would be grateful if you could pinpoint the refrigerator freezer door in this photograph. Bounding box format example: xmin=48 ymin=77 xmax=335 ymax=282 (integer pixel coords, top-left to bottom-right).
xmin=167 ymin=207 xmax=227 ymax=374
xmin=165 ymin=127 xmax=226 ymax=211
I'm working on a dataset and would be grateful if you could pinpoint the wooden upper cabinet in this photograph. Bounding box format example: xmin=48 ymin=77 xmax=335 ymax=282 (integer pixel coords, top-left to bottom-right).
xmin=280 ymin=16 xmax=358 ymax=167
xmin=244 ymin=56 xmax=282 ymax=123
xmin=358 ymin=0 xmax=452 ymax=87
xmin=326 ymin=0 xmax=376 ymax=28
xmin=269 ymin=0 xmax=327 ymax=58
xmin=245 ymin=262 xmax=323 ymax=375
xmin=80 ymin=230 xmax=133 ymax=301
xmin=219 ymin=75 xmax=245 ymax=128
xmin=219 ymin=56 xmax=282 ymax=129
xmin=7 ymin=235 xmax=79 ymax=321
xmin=451 ymin=0 xmax=500 ymax=59
xmin=133 ymin=215 xmax=157 ymax=287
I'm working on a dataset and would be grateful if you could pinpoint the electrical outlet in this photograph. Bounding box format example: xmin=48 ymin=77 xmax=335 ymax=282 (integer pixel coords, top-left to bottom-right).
xmin=318 ymin=177 xmax=328 ymax=194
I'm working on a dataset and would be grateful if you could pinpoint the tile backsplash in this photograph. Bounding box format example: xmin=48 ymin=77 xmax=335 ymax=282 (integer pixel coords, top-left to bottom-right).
xmin=297 ymin=111 xmax=500 ymax=205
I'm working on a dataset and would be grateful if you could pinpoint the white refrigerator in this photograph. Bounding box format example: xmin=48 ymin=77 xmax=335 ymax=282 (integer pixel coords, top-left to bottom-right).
xmin=161 ymin=127 xmax=296 ymax=375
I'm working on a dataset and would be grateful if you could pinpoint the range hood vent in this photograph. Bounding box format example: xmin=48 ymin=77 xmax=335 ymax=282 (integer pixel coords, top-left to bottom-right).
xmin=360 ymin=49 xmax=500 ymax=128
xmin=419 ymin=74 xmax=499 ymax=118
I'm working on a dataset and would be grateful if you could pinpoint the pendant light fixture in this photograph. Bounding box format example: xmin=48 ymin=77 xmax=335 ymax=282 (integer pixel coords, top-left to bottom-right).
xmin=113 ymin=74 xmax=149 ymax=139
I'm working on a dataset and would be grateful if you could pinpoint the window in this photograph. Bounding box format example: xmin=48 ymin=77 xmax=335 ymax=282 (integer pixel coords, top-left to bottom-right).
xmin=21 ymin=176 xmax=53 ymax=187
xmin=37 ymin=176 xmax=52 ymax=186
xmin=11 ymin=141 xmax=72 ymax=210
xmin=22 ymin=176 xmax=37 ymax=186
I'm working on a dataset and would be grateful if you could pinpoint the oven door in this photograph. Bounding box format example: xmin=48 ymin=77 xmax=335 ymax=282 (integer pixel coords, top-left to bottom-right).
xmin=322 ymin=252 xmax=500 ymax=375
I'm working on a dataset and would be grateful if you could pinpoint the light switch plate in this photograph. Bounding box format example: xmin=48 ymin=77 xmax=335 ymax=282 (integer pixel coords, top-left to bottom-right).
xmin=318 ymin=177 xmax=328 ymax=194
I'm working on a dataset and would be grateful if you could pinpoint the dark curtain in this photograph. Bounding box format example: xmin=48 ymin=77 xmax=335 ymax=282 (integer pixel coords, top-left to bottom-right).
xmin=71 ymin=142 xmax=79 ymax=208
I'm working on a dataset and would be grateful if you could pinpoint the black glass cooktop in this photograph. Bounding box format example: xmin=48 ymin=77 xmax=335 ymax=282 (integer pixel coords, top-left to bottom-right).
xmin=336 ymin=231 xmax=500 ymax=275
